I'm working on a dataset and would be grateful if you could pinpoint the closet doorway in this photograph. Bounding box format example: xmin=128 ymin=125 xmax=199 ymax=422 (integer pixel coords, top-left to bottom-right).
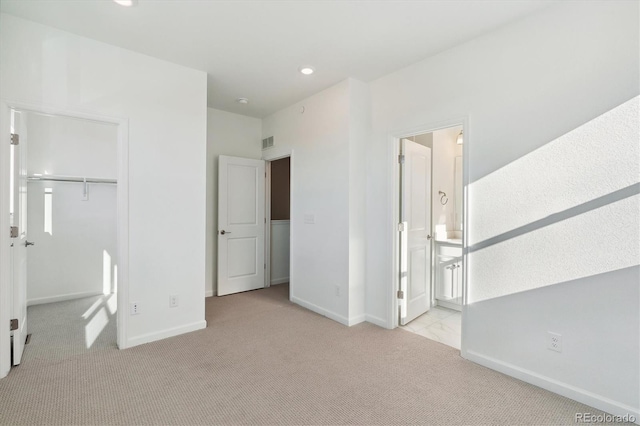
xmin=24 ymin=110 xmax=119 ymax=362
xmin=0 ymin=103 xmax=129 ymax=375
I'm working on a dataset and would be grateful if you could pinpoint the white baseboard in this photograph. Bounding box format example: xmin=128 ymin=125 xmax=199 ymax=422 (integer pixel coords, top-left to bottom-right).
xmin=365 ymin=314 xmax=389 ymax=329
xmin=126 ymin=320 xmax=207 ymax=348
xmin=465 ymin=350 xmax=640 ymax=423
xmin=348 ymin=314 xmax=366 ymax=326
xmin=270 ymin=277 xmax=289 ymax=285
xmin=28 ymin=290 xmax=104 ymax=306
xmin=205 ymin=290 xmax=214 ymax=298
xmin=291 ymin=296 xmax=350 ymax=326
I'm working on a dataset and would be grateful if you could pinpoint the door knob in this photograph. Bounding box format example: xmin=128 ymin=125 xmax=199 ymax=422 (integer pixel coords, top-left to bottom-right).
xmin=25 ymin=241 xmax=35 ymax=247
xmin=426 ymin=235 xmax=432 ymax=240
xmin=220 ymin=230 xmax=231 ymax=235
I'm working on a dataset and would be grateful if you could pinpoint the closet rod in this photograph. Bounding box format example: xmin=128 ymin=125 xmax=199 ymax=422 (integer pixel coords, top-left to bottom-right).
xmin=27 ymin=175 xmax=117 ymax=184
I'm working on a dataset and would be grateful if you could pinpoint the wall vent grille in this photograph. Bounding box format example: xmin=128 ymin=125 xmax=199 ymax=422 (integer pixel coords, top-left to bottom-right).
xmin=262 ymin=136 xmax=274 ymax=150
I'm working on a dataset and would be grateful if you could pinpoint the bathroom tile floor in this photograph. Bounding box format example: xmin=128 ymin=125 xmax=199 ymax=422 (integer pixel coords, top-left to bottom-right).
xmin=399 ymin=306 xmax=461 ymax=350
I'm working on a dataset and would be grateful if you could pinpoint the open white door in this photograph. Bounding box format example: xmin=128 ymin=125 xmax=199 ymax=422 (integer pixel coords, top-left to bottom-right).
xmin=399 ymin=138 xmax=432 ymax=325
xmin=9 ymin=110 xmax=28 ymax=365
xmin=0 ymin=103 xmax=12 ymax=377
xmin=217 ymin=155 xmax=265 ymax=296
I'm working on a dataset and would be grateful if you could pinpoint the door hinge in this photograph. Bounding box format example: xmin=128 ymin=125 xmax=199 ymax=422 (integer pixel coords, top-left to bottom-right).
xmin=397 ymin=290 xmax=404 ymax=299
xmin=10 ymin=226 xmax=18 ymax=238
xmin=398 ymin=154 xmax=405 ymax=164
xmin=10 ymin=319 xmax=18 ymax=331
xmin=10 ymin=133 xmax=19 ymax=145
xmin=398 ymin=222 xmax=405 ymax=232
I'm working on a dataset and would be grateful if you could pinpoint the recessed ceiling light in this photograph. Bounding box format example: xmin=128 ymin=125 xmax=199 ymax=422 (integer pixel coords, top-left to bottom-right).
xmin=236 ymin=98 xmax=249 ymax=104
xmin=299 ymin=66 xmax=315 ymax=75
xmin=113 ymin=0 xmax=137 ymax=6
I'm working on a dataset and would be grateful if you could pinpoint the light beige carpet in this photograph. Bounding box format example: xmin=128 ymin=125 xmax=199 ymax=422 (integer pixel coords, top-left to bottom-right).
xmin=0 ymin=284 xmax=607 ymax=425
xmin=22 ymin=294 xmax=117 ymax=363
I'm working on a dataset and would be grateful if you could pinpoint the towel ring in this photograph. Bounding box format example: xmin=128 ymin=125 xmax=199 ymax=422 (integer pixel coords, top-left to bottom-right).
xmin=438 ymin=191 xmax=448 ymax=205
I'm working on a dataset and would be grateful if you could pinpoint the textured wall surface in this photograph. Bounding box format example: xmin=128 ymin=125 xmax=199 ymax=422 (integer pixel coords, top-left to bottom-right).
xmin=469 ymin=97 xmax=639 ymax=303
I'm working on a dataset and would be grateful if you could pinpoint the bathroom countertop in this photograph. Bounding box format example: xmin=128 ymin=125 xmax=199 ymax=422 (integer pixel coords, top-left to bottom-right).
xmin=435 ymin=238 xmax=462 ymax=246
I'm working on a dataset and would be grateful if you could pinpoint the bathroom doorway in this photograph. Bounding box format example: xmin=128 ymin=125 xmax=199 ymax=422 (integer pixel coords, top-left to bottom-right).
xmin=394 ymin=124 xmax=464 ymax=350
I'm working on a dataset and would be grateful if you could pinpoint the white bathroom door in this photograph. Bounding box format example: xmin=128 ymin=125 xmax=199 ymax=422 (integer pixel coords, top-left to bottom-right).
xmin=217 ymin=155 xmax=265 ymax=296
xmin=10 ymin=110 xmax=28 ymax=365
xmin=399 ymin=138 xmax=432 ymax=325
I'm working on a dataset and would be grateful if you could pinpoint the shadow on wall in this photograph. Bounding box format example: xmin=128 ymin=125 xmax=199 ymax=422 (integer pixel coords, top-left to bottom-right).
xmin=466 ymin=96 xmax=639 ymax=304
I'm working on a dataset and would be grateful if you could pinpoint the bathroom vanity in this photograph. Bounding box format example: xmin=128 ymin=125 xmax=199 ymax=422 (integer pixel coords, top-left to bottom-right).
xmin=435 ymin=239 xmax=462 ymax=311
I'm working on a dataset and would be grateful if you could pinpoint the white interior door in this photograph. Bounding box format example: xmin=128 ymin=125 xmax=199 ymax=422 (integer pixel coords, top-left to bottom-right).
xmin=10 ymin=110 xmax=28 ymax=365
xmin=217 ymin=155 xmax=265 ymax=296
xmin=399 ymin=138 xmax=432 ymax=325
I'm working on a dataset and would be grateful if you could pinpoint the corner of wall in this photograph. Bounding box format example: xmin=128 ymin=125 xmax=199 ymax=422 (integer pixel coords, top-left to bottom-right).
xmin=348 ymin=79 xmax=371 ymax=322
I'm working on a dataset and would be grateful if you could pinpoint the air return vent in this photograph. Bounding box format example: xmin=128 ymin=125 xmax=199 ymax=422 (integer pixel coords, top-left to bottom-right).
xmin=262 ymin=136 xmax=274 ymax=150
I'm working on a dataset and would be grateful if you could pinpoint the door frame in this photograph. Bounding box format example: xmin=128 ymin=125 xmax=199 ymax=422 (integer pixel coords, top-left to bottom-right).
xmin=0 ymin=99 xmax=130 ymax=378
xmin=388 ymin=117 xmax=469 ymax=342
xmin=262 ymin=147 xmax=293 ymax=300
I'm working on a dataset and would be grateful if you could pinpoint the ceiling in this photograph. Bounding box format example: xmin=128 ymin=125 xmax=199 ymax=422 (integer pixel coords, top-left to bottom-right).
xmin=0 ymin=0 xmax=557 ymax=117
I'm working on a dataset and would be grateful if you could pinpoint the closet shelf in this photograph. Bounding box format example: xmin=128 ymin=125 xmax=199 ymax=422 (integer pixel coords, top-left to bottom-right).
xmin=27 ymin=175 xmax=117 ymax=184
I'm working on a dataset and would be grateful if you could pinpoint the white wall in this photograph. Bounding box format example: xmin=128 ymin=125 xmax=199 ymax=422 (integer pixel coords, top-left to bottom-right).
xmin=365 ymin=0 xmax=639 ymax=418
xmin=27 ymin=181 xmax=117 ymax=304
xmin=205 ymin=108 xmax=262 ymax=296
xmin=26 ymin=112 xmax=118 ymax=179
xmin=348 ymin=79 xmax=369 ymax=324
xmin=25 ymin=112 xmax=118 ymax=305
xmin=1 ymin=14 xmax=208 ymax=347
xmin=262 ymin=78 xmax=368 ymax=325
xmin=431 ymin=126 xmax=462 ymax=237
xmin=270 ymin=221 xmax=290 ymax=285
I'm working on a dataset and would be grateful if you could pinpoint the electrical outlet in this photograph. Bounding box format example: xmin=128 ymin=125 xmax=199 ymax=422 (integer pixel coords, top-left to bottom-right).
xmin=547 ymin=331 xmax=562 ymax=352
xmin=169 ymin=294 xmax=179 ymax=308
xmin=130 ymin=302 xmax=140 ymax=315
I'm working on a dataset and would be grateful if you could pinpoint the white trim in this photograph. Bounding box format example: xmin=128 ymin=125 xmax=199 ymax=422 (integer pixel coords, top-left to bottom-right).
xmin=0 ymin=102 xmax=12 ymax=378
xmin=348 ymin=314 xmax=366 ymax=326
xmin=264 ymin=161 xmax=272 ymax=288
xmin=115 ymin=118 xmax=130 ymax=350
xmin=270 ymin=277 xmax=289 ymax=285
xmin=126 ymin=320 xmax=207 ymax=348
xmin=205 ymin=290 xmax=214 ymax=298
xmin=271 ymin=219 xmax=291 ymax=224
xmin=365 ymin=314 xmax=389 ymax=329
xmin=465 ymin=350 xmax=640 ymax=422
xmin=291 ymin=296 xmax=350 ymax=326
xmin=27 ymin=291 xmax=105 ymax=306
xmin=459 ymin=118 xmax=471 ymax=356
xmin=292 ymin=296 xmax=364 ymax=327
xmin=262 ymin=147 xmax=293 ymax=162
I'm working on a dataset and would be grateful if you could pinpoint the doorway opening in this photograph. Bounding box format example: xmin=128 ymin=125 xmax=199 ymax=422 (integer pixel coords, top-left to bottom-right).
xmin=1 ymin=102 xmax=129 ymax=377
xmin=265 ymin=156 xmax=291 ymax=301
xmin=215 ymin=152 xmax=292 ymax=303
xmin=393 ymin=124 xmax=464 ymax=350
